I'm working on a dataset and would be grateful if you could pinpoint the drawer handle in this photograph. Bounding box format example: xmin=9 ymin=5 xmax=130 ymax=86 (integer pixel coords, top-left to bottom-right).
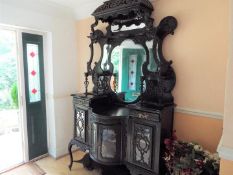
xmin=138 ymin=113 xmax=149 ymax=119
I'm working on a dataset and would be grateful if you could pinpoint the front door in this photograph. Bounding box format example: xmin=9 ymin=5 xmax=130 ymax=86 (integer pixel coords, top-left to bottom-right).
xmin=22 ymin=33 xmax=47 ymax=160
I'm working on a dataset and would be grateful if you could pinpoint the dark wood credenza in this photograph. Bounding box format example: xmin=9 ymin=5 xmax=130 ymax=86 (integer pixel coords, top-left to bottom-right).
xmin=69 ymin=94 xmax=174 ymax=175
xmin=68 ymin=0 xmax=178 ymax=174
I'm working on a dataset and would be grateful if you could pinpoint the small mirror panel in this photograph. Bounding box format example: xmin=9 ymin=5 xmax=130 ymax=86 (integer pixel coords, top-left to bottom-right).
xmin=111 ymin=23 xmax=146 ymax=32
xmin=101 ymin=44 xmax=112 ymax=71
xmin=146 ymin=40 xmax=157 ymax=72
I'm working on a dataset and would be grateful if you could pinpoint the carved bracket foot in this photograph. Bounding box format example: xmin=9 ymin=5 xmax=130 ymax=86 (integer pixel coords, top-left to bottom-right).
xmin=68 ymin=139 xmax=90 ymax=170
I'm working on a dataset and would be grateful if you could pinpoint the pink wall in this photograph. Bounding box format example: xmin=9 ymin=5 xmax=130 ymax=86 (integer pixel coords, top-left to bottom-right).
xmin=76 ymin=0 xmax=229 ymax=152
xmin=153 ymin=0 xmax=228 ymax=113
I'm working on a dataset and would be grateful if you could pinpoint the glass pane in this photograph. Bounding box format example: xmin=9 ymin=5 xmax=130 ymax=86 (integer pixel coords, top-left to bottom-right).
xmin=76 ymin=110 xmax=85 ymax=140
xmin=91 ymin=123 xmax=97 ymax=155
xmin=146 ymin=40 xmax=157 ymax=72
xmin=128 ymin=55 xmax=137 ymax=91
xmin=101 ymin=129 xmax=116 ymax=159
xmin=134 ymin=124 xmax=152 ymax=167
xmin=26 ymin=43 xmax=41 ymax=103
xmin=101 ymin=44 xmax=111 ymax=71
xmin=0 ymin=29 xmax=24 ymax=171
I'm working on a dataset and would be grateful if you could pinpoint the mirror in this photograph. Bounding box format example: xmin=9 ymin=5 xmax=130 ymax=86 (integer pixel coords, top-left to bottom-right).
xmin=146 ymin=40 xmax=157 ymax=72
xmin=101 ymin=44 xmax=112 ymax=71
xmin=110 ymin=40 xmax=147 ymax=102
xmin=101 ymin=40 xmax=157 ymax=103
xmin=111 ymin=23 xmax=146 ymax=32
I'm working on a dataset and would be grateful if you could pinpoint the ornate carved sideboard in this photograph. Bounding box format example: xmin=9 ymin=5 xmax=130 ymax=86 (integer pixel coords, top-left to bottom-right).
xmin=68 ymin=0 xmax=177 ymax=175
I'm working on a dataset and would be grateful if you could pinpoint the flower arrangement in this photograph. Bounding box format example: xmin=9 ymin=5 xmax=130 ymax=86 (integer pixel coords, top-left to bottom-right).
xmin=163 ymin=132 xmax=220 ymax=175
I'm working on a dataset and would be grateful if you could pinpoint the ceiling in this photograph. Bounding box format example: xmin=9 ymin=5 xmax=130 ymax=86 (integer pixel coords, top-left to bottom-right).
xmin=46 ymin=0 xmax=105 ymax=19
xmin=46 ymin=0 xmax=96 ymax=8
xmin=45 ymin=0 xmax=154 ymax=20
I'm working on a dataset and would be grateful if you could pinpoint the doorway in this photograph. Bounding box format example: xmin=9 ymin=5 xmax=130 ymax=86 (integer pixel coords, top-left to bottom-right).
xmin=22 ymin=33 xmax=48 ymax=160
xmin=0 ymin=27 xmax=48 ymax=172
xmin=0 ymin=28 xmax=23 ymax=172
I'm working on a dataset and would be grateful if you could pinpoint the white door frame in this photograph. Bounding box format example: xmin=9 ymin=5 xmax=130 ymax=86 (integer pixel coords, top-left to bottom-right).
xmin=0 ymin=24 xmax=49 ymax=163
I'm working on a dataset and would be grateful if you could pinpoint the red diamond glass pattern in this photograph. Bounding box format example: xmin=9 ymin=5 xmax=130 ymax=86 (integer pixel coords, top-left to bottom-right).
xmin=31 ymin=70 xmax=36 ymax=76
xmin=32 ymin=88 xmax=37 ymax=94
xmin=26 ymin=43 xmax=41 ymax=103
xmin=30 ymin=52 xmax=35 ymax=58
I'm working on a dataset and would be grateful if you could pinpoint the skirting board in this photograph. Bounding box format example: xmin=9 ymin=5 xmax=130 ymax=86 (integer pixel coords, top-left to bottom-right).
xmin=175 ymin=107 xmax=223 ymax=120
xmin=217 ymin=136 xmax=233 ymax=161
xmin=218 ymin=146 xmax=233 ymax=161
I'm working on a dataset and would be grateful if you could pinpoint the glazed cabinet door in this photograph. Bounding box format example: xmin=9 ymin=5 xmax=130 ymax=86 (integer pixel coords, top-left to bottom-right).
xmin=74 ymin=106 xmax=88 ymax=143
xmin=98 ymin=124 xmax=122 ymax=163
xmin=127 ymin=117 xmax=161 ymax=174
xmin=90 ymin=121 xmax=122 ymax=164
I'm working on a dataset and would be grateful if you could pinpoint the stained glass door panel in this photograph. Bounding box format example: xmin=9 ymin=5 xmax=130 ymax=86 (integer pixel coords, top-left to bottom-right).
xmin=128 ymin=55 xmax=137 ymax=91
xmin=26 ymin=44 xmax=41 ymax=103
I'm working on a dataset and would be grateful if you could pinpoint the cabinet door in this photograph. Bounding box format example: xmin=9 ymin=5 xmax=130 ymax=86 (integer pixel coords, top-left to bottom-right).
xmin=98 ymin=124 xmax=122 ymax=163
xmin=90 ymin=122 xmax=122 ymax=164
xmin=128 ymin=118 xmax=161 ymax=173
xmin=74 ymin=106 xmax=87 ymax=143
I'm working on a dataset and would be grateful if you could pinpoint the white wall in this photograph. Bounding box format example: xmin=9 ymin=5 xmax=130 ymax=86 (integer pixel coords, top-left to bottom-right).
xmin=218 ymin=0 xmax=233 ymax=162
xmin=0 ymin=0 xmax=78 ymax=158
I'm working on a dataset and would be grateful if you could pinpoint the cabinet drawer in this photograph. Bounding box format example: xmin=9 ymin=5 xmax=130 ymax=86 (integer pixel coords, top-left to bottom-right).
xmin=130 ymin=110 xmax=160 ymax=122
xmin=73 ymin=98 xmax=89 ymax=108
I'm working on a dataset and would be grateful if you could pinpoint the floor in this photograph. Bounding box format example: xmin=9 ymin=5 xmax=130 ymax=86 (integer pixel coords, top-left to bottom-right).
xmin=2 ymin=163 xmax=45 ymax=175
xmin=2 ymin=151 xmax=101 ymax=175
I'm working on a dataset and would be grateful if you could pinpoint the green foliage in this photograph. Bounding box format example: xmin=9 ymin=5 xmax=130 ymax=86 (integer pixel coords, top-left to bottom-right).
xmin=0 ymin=29 xmax=18 ymax=110
xmin=11 ymin=83 xmax=18 ymax=108
xmin=0 ymin=56 xmax=17 ymax=91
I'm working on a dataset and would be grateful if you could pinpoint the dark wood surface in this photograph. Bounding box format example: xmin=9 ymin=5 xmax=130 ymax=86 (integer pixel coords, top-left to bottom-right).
xmin=92 ymin=106 xmax=129 ymax=117
xmin=69 ymin=94 xmax=174 ymax=175
xmin=68 ymin=0 xmax=177 ymax=174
